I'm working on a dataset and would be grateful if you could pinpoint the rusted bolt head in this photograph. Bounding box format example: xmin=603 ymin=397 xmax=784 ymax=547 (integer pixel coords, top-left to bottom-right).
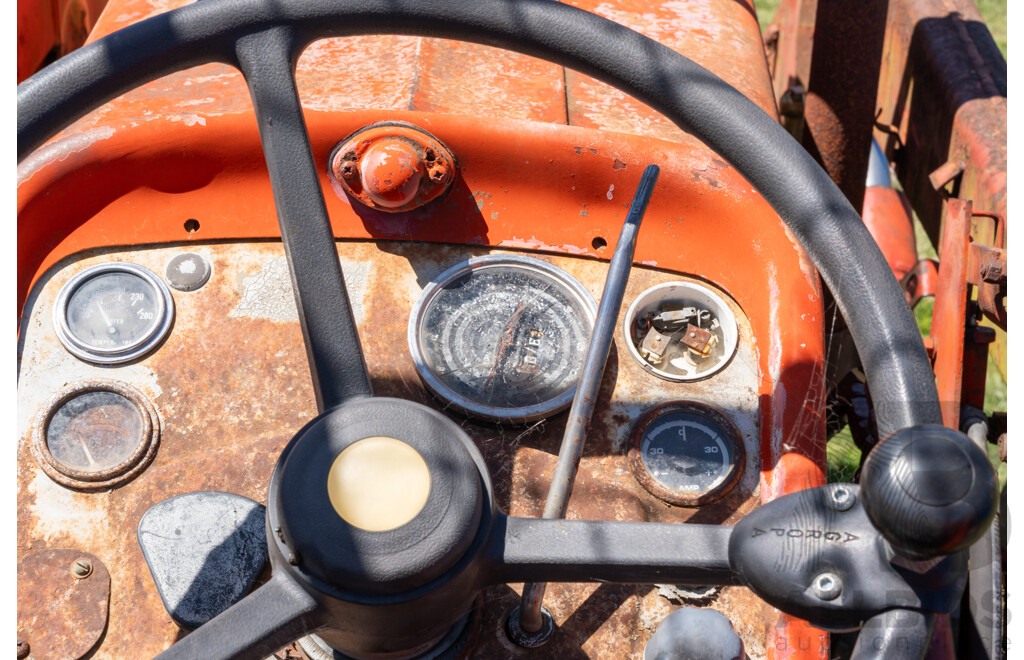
xmin=981 ymin=261 xmax=1004 ymax=283
xmin=17 ymin=639 xmax=29 ymax=659
xmin=358 ymin=139 xmax=424 ymax=209
xmin=71 ymin=558 xmax=93 ymax=579
xmin=428 ymin=165 xmax=448 ymax=182
xmin=339 ymin=162 xmax=358 ymax=181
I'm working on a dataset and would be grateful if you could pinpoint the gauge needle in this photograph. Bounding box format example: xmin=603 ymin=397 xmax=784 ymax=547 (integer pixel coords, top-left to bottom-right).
xmin=76 ymin=434 xmax=98 ymax=468
xmin=483 ymin=301 xmax=529 ymax=394
xmin=97 ymin=302 xmax=117 ymax=335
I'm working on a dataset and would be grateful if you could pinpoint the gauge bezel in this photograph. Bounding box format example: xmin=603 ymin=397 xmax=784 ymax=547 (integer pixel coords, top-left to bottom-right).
xmin=53 ymin=261 xmax=175 ymax=364
xmin=628 ymin=401 xmax=745 ymax=506
xmin=408 ymin=254 xmax=598 ymax=423
xmin=31 ymin=379 xmax=161 ymax=490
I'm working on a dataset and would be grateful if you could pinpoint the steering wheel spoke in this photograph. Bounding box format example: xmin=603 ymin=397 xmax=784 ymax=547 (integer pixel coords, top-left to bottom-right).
xmin=154 ymin=573 xmax=324 ymax=660
xmin=488 ymin=514 xmax=738 ymax=586
xmin=235 ymin=27 xmax=372 ymax=412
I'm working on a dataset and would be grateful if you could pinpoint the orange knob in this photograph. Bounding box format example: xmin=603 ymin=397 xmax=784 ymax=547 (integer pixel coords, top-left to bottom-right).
xmin=359 ymin=140 xmax=424 ymax=208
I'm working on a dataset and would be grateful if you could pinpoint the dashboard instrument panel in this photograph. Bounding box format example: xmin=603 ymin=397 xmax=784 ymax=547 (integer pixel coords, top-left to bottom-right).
xmin=17 ymin=240 xmax=767 ymax=658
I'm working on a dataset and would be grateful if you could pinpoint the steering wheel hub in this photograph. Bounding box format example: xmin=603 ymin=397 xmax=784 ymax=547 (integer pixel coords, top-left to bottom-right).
xmin=268 ymin=398 xmax=489 ymax=596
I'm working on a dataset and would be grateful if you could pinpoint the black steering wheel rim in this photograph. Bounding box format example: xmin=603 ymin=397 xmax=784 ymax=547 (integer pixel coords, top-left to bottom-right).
xmin=18 ymin=1 xmax=946 ymax=658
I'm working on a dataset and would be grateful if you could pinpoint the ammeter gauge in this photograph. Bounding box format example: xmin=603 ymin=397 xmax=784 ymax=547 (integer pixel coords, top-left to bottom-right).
xmin=408 ymin=255 xmax=597 ymax=422
xmin=628 ymin=402 xmax=744 ymax=506
xmin=54 ymin=262 xmax=175 ymax=364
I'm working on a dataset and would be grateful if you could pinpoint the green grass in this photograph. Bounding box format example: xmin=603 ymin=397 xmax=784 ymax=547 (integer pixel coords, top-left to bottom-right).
xmin=749 ymin=0 xmax=1007 ymax=482
xmin=974 ymin=0 xmax=1007 ymax=56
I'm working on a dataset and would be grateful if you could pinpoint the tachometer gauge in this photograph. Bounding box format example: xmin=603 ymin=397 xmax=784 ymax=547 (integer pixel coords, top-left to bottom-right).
xmin=53 ymin=262 xmax=175 ymax=364
xmin=408 ymin=255 xmax=597 ymax=422
xmin=629 ymin=402 xmax=744 ymax=506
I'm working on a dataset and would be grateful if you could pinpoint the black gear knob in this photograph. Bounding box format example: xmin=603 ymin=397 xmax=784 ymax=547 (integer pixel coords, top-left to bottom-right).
xmin=860 ymin=424 xmax=999 ymax=560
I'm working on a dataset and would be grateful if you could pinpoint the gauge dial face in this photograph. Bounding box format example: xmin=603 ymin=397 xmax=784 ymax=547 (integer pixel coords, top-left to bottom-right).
xmin=32 ymin=380 xmax=160 ymax=490
xmin=410 ymin=255 xmax=597 ymax=422
xmin=630 ymin=402 xmax=744 ymax=505
xmin=54 ymin=263 xmax=174 ymax=364
xmin=47 ymin=390 xmax=145 ymax=473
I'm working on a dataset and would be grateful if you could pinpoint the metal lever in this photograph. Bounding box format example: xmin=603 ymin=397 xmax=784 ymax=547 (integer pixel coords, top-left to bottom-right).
xmin=515 ymin=165 xmax=660 ymax=640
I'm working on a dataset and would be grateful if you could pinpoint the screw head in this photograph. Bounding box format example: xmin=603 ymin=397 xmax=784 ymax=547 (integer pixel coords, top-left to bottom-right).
xmin=812 ymin=572 xmax=842 ymax=601
xmin=71 ymin=559 xmax=93 ymax=579
xmin=828 ymin=485 xmax=856 ymax=511
xmin=428 ymin=164 xmax=447 ymax=182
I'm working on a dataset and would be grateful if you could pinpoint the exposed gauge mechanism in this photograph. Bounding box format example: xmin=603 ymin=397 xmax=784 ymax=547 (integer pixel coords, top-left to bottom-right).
xmin=53 ymin=262 xmax=175 ymax=364
xmin=408 ymin=255 xmax=597 ymax=422
xmin=629 ymin=402 xmax=744 ymax=506
xmin=31 ymin=380 xmax=160 ymax=490
xmin=624 ymin=281 xmax=738 ymax=381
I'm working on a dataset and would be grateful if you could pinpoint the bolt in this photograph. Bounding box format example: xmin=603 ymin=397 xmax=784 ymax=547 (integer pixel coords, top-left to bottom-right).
xmin=829 ymin=485 xmax=855 ymax=511
xmin=812 ymin=572 xmax=842 ymax=601
xmin=17 ymin=639 xmax=29 ymax=659
xmin=331 ymin=149 xmax=360 ymax=182
xmin=71 ymin=559 xmax=93 ymax=579
xmin=428 ymin=165 xmax=447 ymax=182
xmin=981 ymin=261 xmax=1005 ymax=283
xmin=339 ymin=162 xmax=358 ymax=181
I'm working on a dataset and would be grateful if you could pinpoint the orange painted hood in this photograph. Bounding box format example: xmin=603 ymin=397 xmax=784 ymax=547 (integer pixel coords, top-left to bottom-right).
xmin=75 ymin=0 xmax=777 ymax=146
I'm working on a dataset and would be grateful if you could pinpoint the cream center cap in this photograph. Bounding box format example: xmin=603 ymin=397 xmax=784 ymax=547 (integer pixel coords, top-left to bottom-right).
xmin=327 ymin=436 xmax=431 ymax=531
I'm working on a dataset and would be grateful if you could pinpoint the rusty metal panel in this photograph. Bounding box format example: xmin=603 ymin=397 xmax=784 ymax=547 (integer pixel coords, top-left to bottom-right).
xmin=18 ymin=549 xmax=111 ymax=660
xmin=766 ymin=0 xmax=889 ymax=213
xmin=871 ymin=0 xmax=1006 ymax=245
xmin=931 ymin=199 xmax=971 ymax=430
xmin=19 ymin=241 xmax=770 ymax=658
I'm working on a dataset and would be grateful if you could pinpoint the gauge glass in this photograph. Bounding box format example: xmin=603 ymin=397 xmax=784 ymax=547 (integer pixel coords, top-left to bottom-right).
xmin=631 ymin=403 xmax=743 ymax=505
xmin=410 ymin=255 xmax=597 ymax=422
xmin=54 ymin=263 xmax=174 ymax=364
xmin=46 ymin=391 xmax=144 ymax=473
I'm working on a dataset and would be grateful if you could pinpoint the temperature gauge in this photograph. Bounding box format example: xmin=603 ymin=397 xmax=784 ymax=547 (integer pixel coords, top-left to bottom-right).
xmin=53 ymin=262 xmax=175 ymax=364
xmin=629 ymin=402 xmax=744 ymax=506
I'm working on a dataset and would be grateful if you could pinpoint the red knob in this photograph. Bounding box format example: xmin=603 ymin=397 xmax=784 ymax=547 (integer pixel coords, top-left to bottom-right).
xmin=358 ymin=140 xmax=423 ymax=208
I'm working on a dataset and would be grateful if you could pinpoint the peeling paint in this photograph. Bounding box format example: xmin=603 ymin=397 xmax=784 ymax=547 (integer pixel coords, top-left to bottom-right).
xmin=229 ymin=255 xmax=369 ymax=325
xmin=17 ymin=127 xmax=116 ymax=184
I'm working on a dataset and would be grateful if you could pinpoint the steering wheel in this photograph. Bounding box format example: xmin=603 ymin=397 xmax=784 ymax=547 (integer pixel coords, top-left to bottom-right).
xmin=18 ymin=1 xmax=997 ymax=658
